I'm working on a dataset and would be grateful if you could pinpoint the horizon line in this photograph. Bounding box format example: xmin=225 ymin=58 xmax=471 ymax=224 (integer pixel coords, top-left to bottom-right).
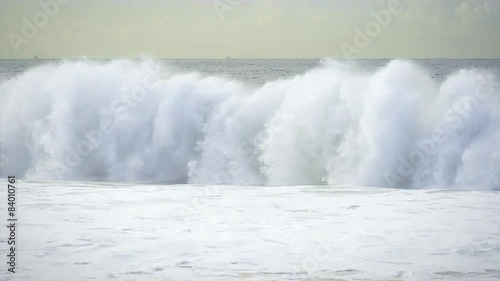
xmin=1 ymin=57 xmax=500 ymax=60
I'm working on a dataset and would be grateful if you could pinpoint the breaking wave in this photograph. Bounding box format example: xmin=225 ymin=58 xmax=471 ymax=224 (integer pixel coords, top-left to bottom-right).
xmin=0 ymin=59 xmax=499 ymax=189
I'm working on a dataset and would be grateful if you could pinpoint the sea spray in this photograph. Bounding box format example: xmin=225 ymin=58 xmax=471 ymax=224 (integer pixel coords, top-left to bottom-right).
xmin=0 ymin=59 xmax=498 ymax=189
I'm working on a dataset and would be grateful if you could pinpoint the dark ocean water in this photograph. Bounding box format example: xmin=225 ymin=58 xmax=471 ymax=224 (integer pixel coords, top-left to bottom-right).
xmin=1 ymin=58 xmax=499 ymax=85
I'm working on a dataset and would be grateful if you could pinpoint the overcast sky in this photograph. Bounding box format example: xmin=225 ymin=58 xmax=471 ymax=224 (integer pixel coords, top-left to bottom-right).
xmin=0 ymin=0 xmax=499 ymax=59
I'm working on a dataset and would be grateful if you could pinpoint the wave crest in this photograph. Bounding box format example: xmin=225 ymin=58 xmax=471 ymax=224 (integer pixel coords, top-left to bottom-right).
xmin=0 ymin=59 xmax=498 ymax=189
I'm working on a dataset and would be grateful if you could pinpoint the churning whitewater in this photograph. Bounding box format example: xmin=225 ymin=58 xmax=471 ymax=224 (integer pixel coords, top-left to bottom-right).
xmin=0 ymin=59 xmax=499 ymax=189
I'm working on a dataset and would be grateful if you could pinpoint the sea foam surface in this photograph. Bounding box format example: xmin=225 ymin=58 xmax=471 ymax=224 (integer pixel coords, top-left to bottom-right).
xmin=0 ymin=181 xmax=498 ymax=281
xmin=0 ymin=59 xmax=499 ymax=189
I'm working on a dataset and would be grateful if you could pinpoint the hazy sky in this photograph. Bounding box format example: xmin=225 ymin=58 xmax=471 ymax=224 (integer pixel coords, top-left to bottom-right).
xmin=0 ymin=0 xmax=499 ymax=58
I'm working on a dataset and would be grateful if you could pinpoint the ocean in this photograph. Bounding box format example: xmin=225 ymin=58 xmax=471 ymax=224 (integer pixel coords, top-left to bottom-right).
xmin=0 ymin=59 xmax=499 ymax=280
xmin=1 ymin=58 xmax=499 ymax=85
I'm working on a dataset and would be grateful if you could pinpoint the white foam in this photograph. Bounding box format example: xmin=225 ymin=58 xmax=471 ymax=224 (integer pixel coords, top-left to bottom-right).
xmin=0 ymin=59 xmax=498 ymax=189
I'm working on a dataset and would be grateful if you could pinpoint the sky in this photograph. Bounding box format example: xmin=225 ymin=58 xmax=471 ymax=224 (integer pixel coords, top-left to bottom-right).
xmin=0 ymin=0 xmax=499 ymax=59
